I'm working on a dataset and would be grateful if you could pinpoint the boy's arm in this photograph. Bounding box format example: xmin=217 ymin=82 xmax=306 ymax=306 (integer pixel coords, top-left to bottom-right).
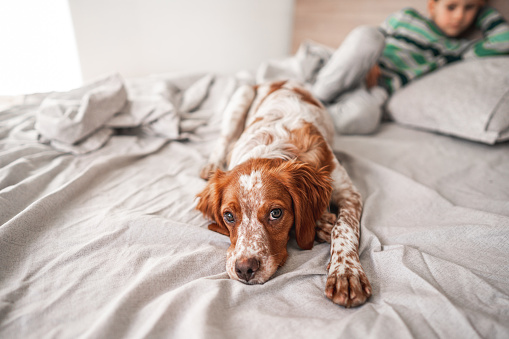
xmin=465 ymin=6 xmax=509 ymax=58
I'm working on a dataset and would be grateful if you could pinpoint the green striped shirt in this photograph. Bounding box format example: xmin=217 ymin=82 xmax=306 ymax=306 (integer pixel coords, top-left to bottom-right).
xmin=379 ymin=6 xmax=509 ymax=93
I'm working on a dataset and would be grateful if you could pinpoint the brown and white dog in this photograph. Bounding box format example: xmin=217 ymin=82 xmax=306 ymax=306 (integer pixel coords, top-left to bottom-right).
xmin=196 ymin=80 xmax=371 ymax=307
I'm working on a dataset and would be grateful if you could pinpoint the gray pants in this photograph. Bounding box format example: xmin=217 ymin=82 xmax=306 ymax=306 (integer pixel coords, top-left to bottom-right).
xmin=312 ymin=26 xmax=387 ymax=135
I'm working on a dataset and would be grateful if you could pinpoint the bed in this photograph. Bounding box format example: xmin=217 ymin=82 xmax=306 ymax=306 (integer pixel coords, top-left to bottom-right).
xmin=1 ymin=1 xmax=509 ymax=338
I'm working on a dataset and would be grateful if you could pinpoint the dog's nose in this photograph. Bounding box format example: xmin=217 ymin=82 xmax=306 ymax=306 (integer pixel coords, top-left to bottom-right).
xmin=235 ymin=258 xmax=260 ymax=282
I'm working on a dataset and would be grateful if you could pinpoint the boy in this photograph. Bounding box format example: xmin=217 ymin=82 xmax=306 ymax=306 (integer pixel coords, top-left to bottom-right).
xmin=312 ymin=0 xmax=509 ymax=135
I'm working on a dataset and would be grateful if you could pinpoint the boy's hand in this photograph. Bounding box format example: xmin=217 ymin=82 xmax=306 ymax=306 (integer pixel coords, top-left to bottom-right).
xmin=365 ymin=64 xmax=381 ymax=89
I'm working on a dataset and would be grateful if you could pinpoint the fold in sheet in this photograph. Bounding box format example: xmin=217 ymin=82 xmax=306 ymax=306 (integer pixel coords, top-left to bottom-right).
xmin=34 ymin=73 xmax=216 ymax=154
xmin=35 ymin=74 xmax=127 ymax=146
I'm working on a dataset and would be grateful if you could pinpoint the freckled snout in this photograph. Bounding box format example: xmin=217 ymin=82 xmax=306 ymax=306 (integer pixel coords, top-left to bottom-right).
xmin=235 ymin=257 xmax=260 ymax=282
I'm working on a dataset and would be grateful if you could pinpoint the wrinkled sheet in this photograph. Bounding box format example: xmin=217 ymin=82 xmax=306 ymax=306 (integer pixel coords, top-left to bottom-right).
xmin=2 ymin=63 xmax=509 ymax=338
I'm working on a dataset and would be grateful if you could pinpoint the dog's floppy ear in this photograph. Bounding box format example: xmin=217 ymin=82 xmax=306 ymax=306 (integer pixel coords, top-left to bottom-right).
xmin=207 ymin=221 xmax=230 ymax=236
xmin=196 ymin=169 xmax=230 ymax=236
xmin=278 ymin=161 xmax=332 ymax=250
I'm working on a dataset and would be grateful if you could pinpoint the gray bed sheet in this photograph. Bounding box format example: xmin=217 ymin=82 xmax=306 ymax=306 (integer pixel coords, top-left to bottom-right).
xmin=1 ymin=72 xmax=509 ymax=339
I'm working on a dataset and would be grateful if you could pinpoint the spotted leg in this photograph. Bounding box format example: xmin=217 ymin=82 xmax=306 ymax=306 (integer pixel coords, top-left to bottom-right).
xmin=200 ymin=84 xmax=255 ymax=180
xmin=324 ymin=157 xmax=371 ymax=307
xmin=315 ymin=211 xmax=335 ymax=243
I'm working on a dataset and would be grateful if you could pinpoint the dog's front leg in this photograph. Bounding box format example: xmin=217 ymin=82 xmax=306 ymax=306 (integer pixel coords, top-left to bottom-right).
xmin=200 ymin=85 xmax=255 ymax=180
xmin=324 ymin=158 xmax=371 ymax=308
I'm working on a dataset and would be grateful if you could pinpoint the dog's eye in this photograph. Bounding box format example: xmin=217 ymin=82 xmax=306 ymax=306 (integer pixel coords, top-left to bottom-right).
xmin=223 ymin=212 xmax=235 ymax=224
xmin=269 ymin=208 xmax=283 ymax=220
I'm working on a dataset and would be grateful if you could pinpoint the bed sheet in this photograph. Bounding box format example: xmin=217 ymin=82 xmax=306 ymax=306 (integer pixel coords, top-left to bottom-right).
xmin=1 ymin=70 xmax=509 ymax=339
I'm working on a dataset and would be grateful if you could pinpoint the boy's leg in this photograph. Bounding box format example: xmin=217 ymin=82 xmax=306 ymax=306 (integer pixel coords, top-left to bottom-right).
xmin=312 ymin=26 xmax=385 ymax=103
xmin=327 ymin=86 xmax=388 ymax=135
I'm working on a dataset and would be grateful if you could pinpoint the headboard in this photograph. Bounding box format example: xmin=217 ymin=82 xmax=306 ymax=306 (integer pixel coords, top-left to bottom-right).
xmin=292 ymin=0 xmax=509 ymax=53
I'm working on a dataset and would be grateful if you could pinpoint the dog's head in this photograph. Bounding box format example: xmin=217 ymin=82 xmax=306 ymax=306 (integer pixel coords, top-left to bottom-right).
xmin=196 ymin=158 xmax=332 ymax=284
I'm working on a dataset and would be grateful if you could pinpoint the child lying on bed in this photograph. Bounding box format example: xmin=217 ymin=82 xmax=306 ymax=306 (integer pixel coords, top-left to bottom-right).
xmin=312 ymin=0 xmax=509 ymax=135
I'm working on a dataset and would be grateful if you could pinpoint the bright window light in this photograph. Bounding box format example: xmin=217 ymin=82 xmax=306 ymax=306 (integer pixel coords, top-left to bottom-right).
xmin=0 ymin=0 xmax=82 ymax=96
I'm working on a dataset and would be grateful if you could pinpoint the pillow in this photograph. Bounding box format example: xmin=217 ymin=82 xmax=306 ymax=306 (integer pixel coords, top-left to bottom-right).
xmin=386 ymin=57 xmax=509 ymax=144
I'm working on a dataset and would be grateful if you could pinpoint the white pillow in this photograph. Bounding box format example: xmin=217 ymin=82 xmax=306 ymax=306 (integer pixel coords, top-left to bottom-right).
xmin=386 ymin=57 xmax=509 ymax=144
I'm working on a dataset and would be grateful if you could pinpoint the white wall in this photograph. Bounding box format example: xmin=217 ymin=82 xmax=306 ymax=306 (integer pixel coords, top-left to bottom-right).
xmin=68 ymin=0 xmax=295 ymax=82
xmin=0 ymin=0 xmax=82 ymax=95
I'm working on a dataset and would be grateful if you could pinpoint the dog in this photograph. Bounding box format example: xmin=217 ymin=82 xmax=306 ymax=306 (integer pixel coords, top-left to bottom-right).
xmin=196 ymin=80 xmax=371 ymax=307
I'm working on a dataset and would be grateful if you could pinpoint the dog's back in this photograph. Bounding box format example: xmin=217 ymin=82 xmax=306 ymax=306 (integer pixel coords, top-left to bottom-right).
xmin=228 ymin=80 xmax=335 ymax=169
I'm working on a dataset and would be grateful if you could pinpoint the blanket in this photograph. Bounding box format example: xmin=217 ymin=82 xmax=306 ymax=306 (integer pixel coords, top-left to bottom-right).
xmin=1 ymin=43 xmax=509 ymax=339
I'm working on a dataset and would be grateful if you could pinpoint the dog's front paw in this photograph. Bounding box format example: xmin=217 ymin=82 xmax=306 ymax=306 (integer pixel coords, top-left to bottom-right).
xmin=315 ymin=212 xmax=336 ymax=243
xmin=325 ymin=261 xmax=371 ymax=308
xmin=200 ymin=163 xmax=220 ymax=180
